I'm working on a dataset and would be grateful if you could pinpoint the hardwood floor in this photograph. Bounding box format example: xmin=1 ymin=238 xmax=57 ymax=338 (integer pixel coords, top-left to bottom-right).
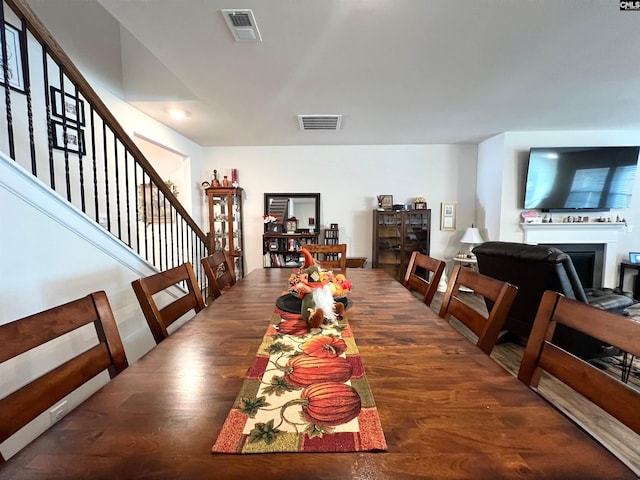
xmin=429 ymin=290 xmax=640 ymax=476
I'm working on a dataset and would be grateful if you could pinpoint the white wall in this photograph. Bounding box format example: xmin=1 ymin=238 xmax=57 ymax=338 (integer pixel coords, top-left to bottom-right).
xmin=478 ymin=130 xmax=640 ymax=288
xmin=96 ymin=88 xmax=205 ymax=225
xmin=477 ymin=133 xmax=506 ymax=241
xmin=26 ymin=0 xmax=125 ymax=97
xmin=202 ymin=144 xmax=479 ymax=273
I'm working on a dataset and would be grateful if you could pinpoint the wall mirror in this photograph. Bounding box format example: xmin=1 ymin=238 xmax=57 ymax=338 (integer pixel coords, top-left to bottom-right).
xmin=264 ymin=193 xmax=320 ymax=232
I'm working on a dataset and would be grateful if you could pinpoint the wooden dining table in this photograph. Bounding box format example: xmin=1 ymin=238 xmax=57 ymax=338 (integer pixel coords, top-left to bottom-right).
xmin=0 ymin=268 xmax=635 ymax=479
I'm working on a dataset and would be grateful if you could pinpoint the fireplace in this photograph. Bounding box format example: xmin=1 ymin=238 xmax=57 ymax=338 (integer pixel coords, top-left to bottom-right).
xmin=520 ymin=222 xmax=625 ymax=288
xmin=541 ymin=243 xmax=604 ymax=289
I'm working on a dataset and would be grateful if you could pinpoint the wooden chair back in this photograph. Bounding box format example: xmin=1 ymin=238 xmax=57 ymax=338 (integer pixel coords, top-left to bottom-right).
xmin=201 ymin=251 xmax=236 ymax=302
xmin=518 ymin=290 xmax=640 ymax=435
xmin=0 ymin=291 xmax=128 ymax=462
xmin=403 ymin=251 xmax=446 ymax=306
xmin=131 ymin=262 xmax=205 ymax=344
xmin=303 ymin=243 xmax=347 ymax=275
xmin=438 ymin=264 xmax=518 ymax=354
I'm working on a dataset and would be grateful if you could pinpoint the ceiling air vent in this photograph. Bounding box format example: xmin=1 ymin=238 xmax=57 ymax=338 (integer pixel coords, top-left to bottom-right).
xmin=298 ymin=115 xmax=342 ymax=131
xmin=221 ymin=9 xmax=262 ymax=42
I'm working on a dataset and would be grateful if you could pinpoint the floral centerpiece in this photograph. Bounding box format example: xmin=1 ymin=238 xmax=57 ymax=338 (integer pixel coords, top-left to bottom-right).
xmin=288 ymin=269 xmax=353 ymax=298
xmin=284 ymin=248 xmax=353 ymax=328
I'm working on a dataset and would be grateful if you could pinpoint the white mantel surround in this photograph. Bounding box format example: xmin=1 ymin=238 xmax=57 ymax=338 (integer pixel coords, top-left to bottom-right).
xmin=521 ymin=222 xmax=626 ymax=288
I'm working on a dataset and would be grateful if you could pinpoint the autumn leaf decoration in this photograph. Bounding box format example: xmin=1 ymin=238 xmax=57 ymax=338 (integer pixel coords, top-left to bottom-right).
xmin=240 ymin=396 xmax=270 ymax=417
xmin=248 ymin=419 xmax=281 ymax=444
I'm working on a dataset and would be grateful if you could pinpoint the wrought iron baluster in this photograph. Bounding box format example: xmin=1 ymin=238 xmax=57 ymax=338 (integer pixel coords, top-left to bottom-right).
xmin=162 ymin=193 xmax=168 ymax=271
xmin=0 ymin=2 xmax=15 ymax=160
xmin=113 ymin=135 xmax=121 ymax=240
xmin=124 ymin=149 xmax=131 ymax=248
xmin=150 ymin=181 xmax=155 ymax=266
xmin=170 ymin=204 xmax=175 ymax=268
xmin=76 ymin=91 xmax=85 ymax=212
xmin=181 ymin=217 xmax=186 ymax=266
xmin=134 ymin=162 xmax=140 ymax=255
xmin=20 ymin=17 xmax=36 ymax=175
xmin=142 ymin=171 xmax=148 ymax=261
xmin=90 ymin=105 xmax=98 ymax=222
xmin=58 ymin=69 xmax=71 ymax=202
xmin=102 ymin=122 xmax=110 ymax=231
xmin=43 ymin=48 xmax=55 ymax=189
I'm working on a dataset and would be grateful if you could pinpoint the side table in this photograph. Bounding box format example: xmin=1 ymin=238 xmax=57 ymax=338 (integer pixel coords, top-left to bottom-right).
xmin=621 ymin=304 xmax=640 ymax=383
xmin=452 ymin=256 xmax=478 ymax=292
xmin=618 ymin=261 xmax=640 ymax=299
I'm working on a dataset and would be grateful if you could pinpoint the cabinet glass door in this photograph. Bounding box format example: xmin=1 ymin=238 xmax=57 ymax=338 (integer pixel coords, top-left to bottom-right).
xmin=231 ymin=190 xmax=243 ymax=276
xmin=377 ymin=212 xmax=402 ymax=278
xmin=211 ymin=193 xmax=229 ymax=252
xmin=404 ymin=211 xmax=430 ymax=255
xmin=232 ymin=191 xmax=242 ymax=252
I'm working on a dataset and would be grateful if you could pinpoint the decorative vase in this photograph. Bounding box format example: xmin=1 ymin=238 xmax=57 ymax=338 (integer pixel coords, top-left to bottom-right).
xmin=212 ymin=169 xmax=221 ymax=187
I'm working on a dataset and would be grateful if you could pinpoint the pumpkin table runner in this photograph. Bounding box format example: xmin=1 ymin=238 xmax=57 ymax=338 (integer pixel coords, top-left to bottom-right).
xmin=212 ymin=308 xmax=387 ymax=453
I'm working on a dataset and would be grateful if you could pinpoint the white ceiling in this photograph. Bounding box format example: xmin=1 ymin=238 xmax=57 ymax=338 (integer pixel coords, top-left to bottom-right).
xmin=29 ymin=0 xmax=640 ymax=146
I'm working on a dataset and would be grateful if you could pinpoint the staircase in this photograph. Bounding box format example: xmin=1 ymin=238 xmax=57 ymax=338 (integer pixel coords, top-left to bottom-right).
xmin=267 ymin=197 xmax=289 ymax=225
xmin=1 ymin=0 xmax=209 ymax=286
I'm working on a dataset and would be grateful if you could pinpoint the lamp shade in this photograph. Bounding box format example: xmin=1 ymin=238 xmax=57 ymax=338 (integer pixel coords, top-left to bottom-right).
xmin=460 ymin=227 xmax=484 ymax=244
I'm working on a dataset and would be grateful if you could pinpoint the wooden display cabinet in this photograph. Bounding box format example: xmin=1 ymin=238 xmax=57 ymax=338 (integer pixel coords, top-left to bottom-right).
xmin=372 ymin=209 xmax=431 ymax=281
xmin=206 ymin=187 xmax=244 ymax=279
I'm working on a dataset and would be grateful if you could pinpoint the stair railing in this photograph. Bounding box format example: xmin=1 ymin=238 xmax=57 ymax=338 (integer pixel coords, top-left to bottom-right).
xmin=1 ymin=0 xmax=210 ymax=290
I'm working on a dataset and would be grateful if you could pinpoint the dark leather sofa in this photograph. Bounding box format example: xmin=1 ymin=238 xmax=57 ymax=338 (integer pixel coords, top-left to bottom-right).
xmin=472 ymin=241 xmax=635 ymax=359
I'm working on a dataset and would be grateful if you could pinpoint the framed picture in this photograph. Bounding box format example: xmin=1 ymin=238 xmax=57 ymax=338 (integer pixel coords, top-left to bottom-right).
xmin=52 ymin=121 xmax=86 ymax=155
xmin=629 ymin=252 xmax=640 ymax=264
xmin=440 ymin=201 xmax=457 ymax=231
xmin=0 ymin=22 xmax=25 ymax=92
xmin=378 ymin=195 xmax=393 ymax=210
xmin=266 ymin=223 xmax=283 ymax=233
xmin=50 ymin=86 xmax=85 ymax=125
xmin=330 ymin=223 xmax=339 ymax=229
xmin=137 ymin=183 xmax=175 ymax=224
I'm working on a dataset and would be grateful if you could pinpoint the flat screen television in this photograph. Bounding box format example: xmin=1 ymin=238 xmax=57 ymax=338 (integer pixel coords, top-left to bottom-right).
xmin=523 ymin=146 xmax=639 ymax=210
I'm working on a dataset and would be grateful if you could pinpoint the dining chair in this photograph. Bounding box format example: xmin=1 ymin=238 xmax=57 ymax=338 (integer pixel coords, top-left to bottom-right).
xmin=438 ymin=264 xmax=518 ymax=354
xmin=303 ymin=243 xmax=347 ymax=275
xmin=131 ymin=261 xmax=205 ymax=344
xmin=402 ymin=251 xmax=446 ymax=306
xmin=201 ymin=251 xmax=236 ymax=302
xmin=518 ymin=290 xmax=640 ymax=435
xmin=0 ymin=291 xmax=128 ymax=462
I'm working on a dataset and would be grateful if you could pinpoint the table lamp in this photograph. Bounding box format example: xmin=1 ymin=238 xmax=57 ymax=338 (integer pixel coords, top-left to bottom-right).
xmin=460 ymin=225 xmax=484 ymax=258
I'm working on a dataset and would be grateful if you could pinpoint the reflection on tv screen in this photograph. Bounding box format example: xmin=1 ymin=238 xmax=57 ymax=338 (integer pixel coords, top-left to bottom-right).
xmin=524 ymin=147 xmax=639 ymax=210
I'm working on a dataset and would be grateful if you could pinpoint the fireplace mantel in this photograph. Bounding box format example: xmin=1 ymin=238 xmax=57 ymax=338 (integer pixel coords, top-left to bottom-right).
xmin=520 ymin=222 xmax=625 ymax=288
xmin=520 ymin=222 xmax=626 ymax=232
